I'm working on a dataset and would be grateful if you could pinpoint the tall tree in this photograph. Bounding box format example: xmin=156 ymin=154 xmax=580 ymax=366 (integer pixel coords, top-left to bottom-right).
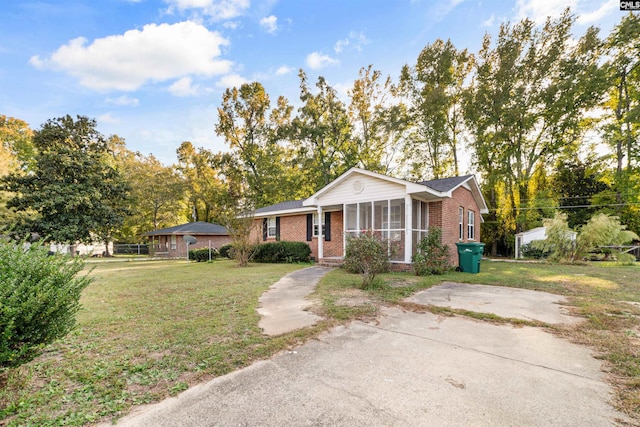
xmin=176 ymin=141 xmax=227 ymax=223
xmin=551 ymin=158 xmax=610 ymax=229
xmin=1 ymin=115 xmax=129 ymax=252
xmin=399 ymin=39 xmax=473 ymax=180
xmin=113 ymin=142 xmax=187 ymax=241
xmin=215 ymin=82 xmax=298 ymax=207
xmin=290 ymin=70 xmax=356 ymax=192
xmin=465 ymin=10 xmax=607 ymax=235
xmin=0 ymin=116 xmax=34 ymax=228
xmin=601 ymin=13 xmax=640 ymax=232
xmin=348 ymin=65 xmax=408 ymax=174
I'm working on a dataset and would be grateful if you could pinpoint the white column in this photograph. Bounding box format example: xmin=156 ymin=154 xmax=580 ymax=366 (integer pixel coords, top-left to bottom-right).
xmin=404 ymin=195 xmax=412 ymax=264
xmin=342 ymin=203 xmax=347 ymax=258
xmin=317 ymin=205 xmax=324 ymax=260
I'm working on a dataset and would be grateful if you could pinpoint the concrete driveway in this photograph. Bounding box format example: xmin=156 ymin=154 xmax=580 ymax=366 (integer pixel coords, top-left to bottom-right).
xmin=108 ymin=283 xmax=628 ymax=426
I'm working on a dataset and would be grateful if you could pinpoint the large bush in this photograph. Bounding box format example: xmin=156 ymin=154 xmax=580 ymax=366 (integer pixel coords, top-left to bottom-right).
xmin=343 ymin=230 xmax=390 ymax=288
xmin=219 ymin=244 xmax=234 ymax=259
xmin=253 ymin=241 xmax=311 ymax=263
xmin=412 ymin=228 xmax=451 ymax=275
xmin=0 ymin=241 xmax=91 ymax=371
xmin=520 ymin=241 xmax=549 ymax=259
xmin=188 ymin=247 xmax=218 ymax=262
xmin=533 ymin=212 xmax=639 ymax=263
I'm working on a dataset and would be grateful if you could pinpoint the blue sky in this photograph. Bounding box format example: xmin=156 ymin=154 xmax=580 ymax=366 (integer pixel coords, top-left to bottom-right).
xmin=0 ymin=0 xmax=625 ymax=165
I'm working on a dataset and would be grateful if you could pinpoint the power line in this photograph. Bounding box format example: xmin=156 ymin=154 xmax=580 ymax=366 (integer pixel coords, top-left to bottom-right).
xmin=487 ymin=202 xmax=640 ymax=212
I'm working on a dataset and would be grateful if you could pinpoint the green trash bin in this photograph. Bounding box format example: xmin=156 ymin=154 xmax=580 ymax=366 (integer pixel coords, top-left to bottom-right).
xmin=456 ymin=242 xmax=485 ymax=274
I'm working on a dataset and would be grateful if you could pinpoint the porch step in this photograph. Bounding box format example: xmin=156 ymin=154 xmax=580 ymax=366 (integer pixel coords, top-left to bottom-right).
xmin=318 ymin=258 xmax=344 ymax=268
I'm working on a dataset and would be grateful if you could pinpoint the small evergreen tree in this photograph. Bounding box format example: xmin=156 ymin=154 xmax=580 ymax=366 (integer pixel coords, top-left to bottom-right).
xmin=0 ymin=240 xmax=91 ymax=371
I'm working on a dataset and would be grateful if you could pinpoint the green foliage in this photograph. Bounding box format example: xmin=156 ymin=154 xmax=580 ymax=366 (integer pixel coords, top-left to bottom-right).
xmin=532 ymin=212 xmax=580 ymax=262
xmin=578 ymin=213 xmax=638 ymax=252
xmin=188 ymin=247 xmax=218 ymax=262
xmin=399 ymin=39 xmax=473 ymax=179
xmin=519 ymin=242 xmax=549 ymax=259
xmin=412 ymin=228 xmax=451 ymax=275
xmin=253 ymin=241 xmax=311 ymax=263
xmin=0 ymin=240 xmax=91 ymax=371
xmin=552 ymin=159 xmax=610 ymax=228
xmin=219 ymin=244 xmax=234 ymax=259
xmin=615 ymin=252 xmax=636 ymax=266
xmin=343 ymin=230 xmax=390 ymax=288
xmin=1 ymin=115 xmax=129 ymax=245
xmin=534 ymin=212 xmax=638 ymax=263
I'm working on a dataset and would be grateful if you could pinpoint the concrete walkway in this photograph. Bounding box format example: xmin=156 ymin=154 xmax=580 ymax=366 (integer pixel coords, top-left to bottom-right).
xmin=110 ymin=305 xmax=627 ymax=426
xmin=406 ymin=282 xmax=580 ymax=324
xmin=102 ymin=280 xmax=631 ymax=426
xmin=257 ymin=266 xmax=334 ymax=336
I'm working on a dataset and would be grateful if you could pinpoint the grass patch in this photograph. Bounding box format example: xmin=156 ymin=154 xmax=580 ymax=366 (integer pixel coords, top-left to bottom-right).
xmin=0 ymin=260 xmax=317 ymax=426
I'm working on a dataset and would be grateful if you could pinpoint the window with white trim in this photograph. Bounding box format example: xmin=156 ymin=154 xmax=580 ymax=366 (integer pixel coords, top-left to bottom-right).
xmin=170 ymin=235 xmax=177 ymax=250
xmin=468 ymin=210 xmax=475 ymax=240
xmin=267 ymin=217 xmax=277 ymax=238
xmin=313 ymin=213 xmax=325 ymax=237
xmin=458 ymin=207 xmax=464 ymax=240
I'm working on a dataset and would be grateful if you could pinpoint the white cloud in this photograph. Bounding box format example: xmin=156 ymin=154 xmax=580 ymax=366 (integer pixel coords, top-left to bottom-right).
xmin=216 ymin=73 xmax=248 ymax=89
xmin=223 ymin=20 xmax=241 ymax=29
xmin=260 ymin=15 xmax=278 ymax=34
xmin=482 ymin=13 xmax=495 ymax=27
xmin=515 ymin=0 xmax=569 ymax=23
xmin=165 ymin=0 xmax=250 ymax=21
xmin=577 ymin=0 xmax=617 ymax=24
xmin=334 ymin=31 xmax=370 ymax=54
xmin=306 ymin=52 xmax=339 ymax=70
xmin=30 ymin=21 xmax=232 ymax=91
xmin=515 ymin=0 xmax=618 ymax=25
xmin=275 ymin=65 xmax=293 ymax=75
xmin=98 ymin=113 xmax=119 ymax=124
xmin=168 ymin=76 xmax=200 ymax=96
xmin=105 ymin=95 xmax=140 ymax=106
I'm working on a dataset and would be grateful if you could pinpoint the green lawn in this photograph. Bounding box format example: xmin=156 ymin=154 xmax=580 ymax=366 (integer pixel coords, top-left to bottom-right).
xmin=0 ymin=260 xmax=322 ymax=426
xmin=1 ymin=259 xmax=639 ymax=425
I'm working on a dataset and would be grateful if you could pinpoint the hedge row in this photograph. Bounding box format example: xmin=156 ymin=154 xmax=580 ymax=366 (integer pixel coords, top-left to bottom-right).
xmin=253 ymin=241 xmax=311 ymax=263
xmin=188 ymin=247 xmax=219 ymax=262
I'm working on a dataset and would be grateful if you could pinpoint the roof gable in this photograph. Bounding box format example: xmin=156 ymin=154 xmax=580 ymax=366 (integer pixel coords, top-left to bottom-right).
xmin=418 ymin=175 xmax=474 ymax=192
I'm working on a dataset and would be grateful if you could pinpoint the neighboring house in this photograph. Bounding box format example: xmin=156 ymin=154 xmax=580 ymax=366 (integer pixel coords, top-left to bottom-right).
xmin=143 ymin=221 xmax=231 ymax=258
xmin=514 ymin=226 xmax=577 ymax=259
xmin=251 ymin=167 xmax=488 ymax=269
xmin=49 ymin=241 xmax=113 ymax=257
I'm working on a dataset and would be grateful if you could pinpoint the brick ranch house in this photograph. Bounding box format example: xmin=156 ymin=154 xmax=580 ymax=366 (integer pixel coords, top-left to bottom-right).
xmin=250 ymin=168 xmax=488 ymax=269
xmin=144 ymin=221 xmax=231 ymax=258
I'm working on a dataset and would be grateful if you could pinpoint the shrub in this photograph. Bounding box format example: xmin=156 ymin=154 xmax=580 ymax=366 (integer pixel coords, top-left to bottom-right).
xmin=188 ymin=247 xmax=218 ymax=262
xmin=412 ymin=228 xmax=451 ymax=275
xmin=0 ymin=240 xmax=91 ymax=371
xmin=520 ymin=242 xmax=549 ymax=259
xmin=534 ymin=212 xmax=639 ymax=263
xmin=219 ymin=244 xmax=234 ymax=259
xmin=253 ymin=241 xmax=311 ymax=263
xmin=616 ymin=252 xmax=636 ymax=266
xmin=343 ymin=230 xmax=390 ymax=288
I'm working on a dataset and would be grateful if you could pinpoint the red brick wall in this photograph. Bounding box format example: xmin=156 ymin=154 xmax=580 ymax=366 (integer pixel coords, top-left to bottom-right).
xmin=251 ymin=211 xmax=344 ymax=261
xmin=440 ymin=186 xmax=482 ymax=265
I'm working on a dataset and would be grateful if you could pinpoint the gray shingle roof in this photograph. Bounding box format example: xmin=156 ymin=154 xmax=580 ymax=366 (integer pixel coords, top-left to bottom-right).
xmin=143 ymin=221 xmax=228 ymax=236
xmin=254 ymin=200 xmax=305 ymax=215
xmin=418 ymin=175 xmax=473 ymax=192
